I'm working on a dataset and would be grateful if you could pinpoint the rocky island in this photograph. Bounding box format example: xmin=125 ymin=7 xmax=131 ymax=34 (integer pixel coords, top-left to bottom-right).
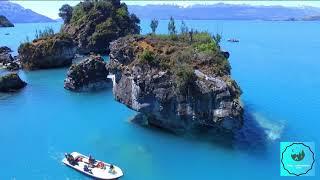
xmin=0 ymin=15 xmax=14 ymax=27
xmin=0 ymin=46 xmax=13 ymax=63
xmin=15 ymin=0 xmax=141 ymax=71
xmin=0 ymin=46 xmax=19 ymax=71
xmin=18 ymin=33 xmax=76 ymax=70
xmin=64 ymin=55 xmax=112 ymax=91
xmin=60 ymin=0 xmax=140 ymax=54
xmin=12 ymin=0 xmax=243 ymax=134
xmin=107 ymin=33 xmax=243 ymax=132
xmin=0 ymin=73 xmax=26 ymax=92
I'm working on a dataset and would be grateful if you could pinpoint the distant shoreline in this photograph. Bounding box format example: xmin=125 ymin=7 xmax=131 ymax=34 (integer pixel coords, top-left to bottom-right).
xmin=9 ymin=19 xmax=320 ymax=25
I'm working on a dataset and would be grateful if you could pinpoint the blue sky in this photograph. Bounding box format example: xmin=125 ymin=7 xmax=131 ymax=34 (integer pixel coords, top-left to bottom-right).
xmin=12 ymin=0 xmax=320 ymax=19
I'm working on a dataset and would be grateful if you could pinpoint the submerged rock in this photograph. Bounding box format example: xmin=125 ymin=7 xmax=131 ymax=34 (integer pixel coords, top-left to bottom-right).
xmin=18 ymin=33 xmax=76 ymax=70
xmin=0 ymin=73 xmax=26 ymax=92
xmin=0 ymin=15 xmax=14 ymax=27
xmin=64 ymin=55 xmax=111 ymax=92
xmin=107 ymin=35 xmax=243 ymax=133
xmin=4 ymin=62 xmax=20 ymax=71
xmin=0 ymin=46 xmax=12 ymax=54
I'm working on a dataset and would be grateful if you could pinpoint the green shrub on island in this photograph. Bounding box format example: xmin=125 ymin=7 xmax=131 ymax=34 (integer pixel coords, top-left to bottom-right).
xmin=60 ymin=0 xmax=140 ymax=54
xmin=119 ymin=27 xmax=230 ymax=94
xmin=195 ymin=40 xmax=218 ymax=52
xmin=174 ymin=63 xmax=196 ymax=94
xmin=212 ymin=33 xmax=222 ymax=47
xmin=139 ymin=49 xmax=157 ymax=65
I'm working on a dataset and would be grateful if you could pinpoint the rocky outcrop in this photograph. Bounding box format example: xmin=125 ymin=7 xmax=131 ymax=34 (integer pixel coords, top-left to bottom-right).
xmin=0 ymin=48 xmax=13 ymax=63
xmin=0 ymin=46 xmax=12 ymax=54
xmin=0 ymin=73 xmax=26 ymax=92
xmin=64 ymin=55 xmax=111 ymax=91
xmin=107 ymin=35 xmax=243 ymax=133
xmin=18 ymin=33 xmax=76 ymax=70
xmin=0 ymin=15 xmax=14 ymax=27
xmin=4 ymin=61 xmax=20 ymax=71
xmin=61 ymin=0 xmax=140 ymax=54
xmin=0 ymin=46 xmax=20 ymax=71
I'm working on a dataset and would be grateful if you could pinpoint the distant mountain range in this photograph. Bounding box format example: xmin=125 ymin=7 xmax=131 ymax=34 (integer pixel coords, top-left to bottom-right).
xmin=0 ymin=1 xmax=55 ymax=23
xmin=128 ymin=3 xmax=320 ymax=21
xmin=1 ymin=1 xmax=320 ymax=23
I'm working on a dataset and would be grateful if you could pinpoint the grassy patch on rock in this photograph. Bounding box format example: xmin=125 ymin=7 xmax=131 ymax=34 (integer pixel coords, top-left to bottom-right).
xmin=115 ymin=31 xmax=232 ymax=95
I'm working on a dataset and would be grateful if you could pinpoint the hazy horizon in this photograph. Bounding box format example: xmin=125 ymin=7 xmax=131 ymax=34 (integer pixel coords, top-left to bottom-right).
xmin=9 ymin=0 xmax=320 ymax=19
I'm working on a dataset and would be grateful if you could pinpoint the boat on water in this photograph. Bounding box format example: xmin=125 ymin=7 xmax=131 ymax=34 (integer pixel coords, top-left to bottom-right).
xmin=62 ymin=152 xmax=123 ymax=180
xmin=227 ymin=38 xmax=239 ymax=42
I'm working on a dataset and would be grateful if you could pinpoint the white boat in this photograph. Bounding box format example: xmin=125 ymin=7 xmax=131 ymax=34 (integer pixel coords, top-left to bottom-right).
xmin=62 ymin=152 xmax=123 ymax=180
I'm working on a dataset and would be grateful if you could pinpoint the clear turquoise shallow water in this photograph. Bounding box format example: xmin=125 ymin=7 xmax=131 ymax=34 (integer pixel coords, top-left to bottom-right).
xmin=0 ymin=20 xmax=319 ymax=179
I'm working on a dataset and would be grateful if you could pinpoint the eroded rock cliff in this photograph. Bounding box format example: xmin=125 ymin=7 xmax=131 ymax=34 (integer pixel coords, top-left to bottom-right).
xmin=107 ymin=34 xmax=243 ymax=132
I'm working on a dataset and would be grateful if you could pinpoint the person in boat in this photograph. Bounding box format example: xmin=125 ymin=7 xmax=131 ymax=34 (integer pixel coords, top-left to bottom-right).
xmin=84 ymin=165 xmax=93 ymax=174
xmin=109 ymin=164 xmax=115 ymax=174
xmin=89 ymin=155 xmax=96 ymax=165
xmin=65 ymin=153 xmax=78 ymax=166
xmin=65 ymin=153 xmax=73 ymax=162
xmin=75 ymin=156 xmax=83 ymax=162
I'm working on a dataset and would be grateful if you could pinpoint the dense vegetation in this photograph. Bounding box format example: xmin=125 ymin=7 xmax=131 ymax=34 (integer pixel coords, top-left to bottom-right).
xmin=60 ymin=0 xmax=140 ymax=54
xmin=134 ymin=18 xmax=229 ymax=94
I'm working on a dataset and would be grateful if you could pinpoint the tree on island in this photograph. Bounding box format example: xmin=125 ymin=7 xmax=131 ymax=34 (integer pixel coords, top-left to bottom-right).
xmin=189 ymin=28 xmax=194 ymax=43
xmin=180 ymin=20 xmax=188 ymax=35
xmin=150 ymin=19 xmax=159 ymax=34
xmin=212 ymin=33 xmax=222 ymax=49
xmin=168 ymin=16 xmax=177 ymax=36
xmin=58 ymin=4 xmax=73 ymax=24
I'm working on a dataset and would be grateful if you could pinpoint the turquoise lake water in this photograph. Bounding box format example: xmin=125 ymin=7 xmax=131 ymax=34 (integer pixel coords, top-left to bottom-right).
xmin=0 ymin=20 xmax=319 ymax=179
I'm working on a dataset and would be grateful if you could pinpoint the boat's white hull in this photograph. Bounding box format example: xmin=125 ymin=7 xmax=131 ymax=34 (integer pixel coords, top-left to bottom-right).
xmin=62 ymin=152 xmax=123 ymax=180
